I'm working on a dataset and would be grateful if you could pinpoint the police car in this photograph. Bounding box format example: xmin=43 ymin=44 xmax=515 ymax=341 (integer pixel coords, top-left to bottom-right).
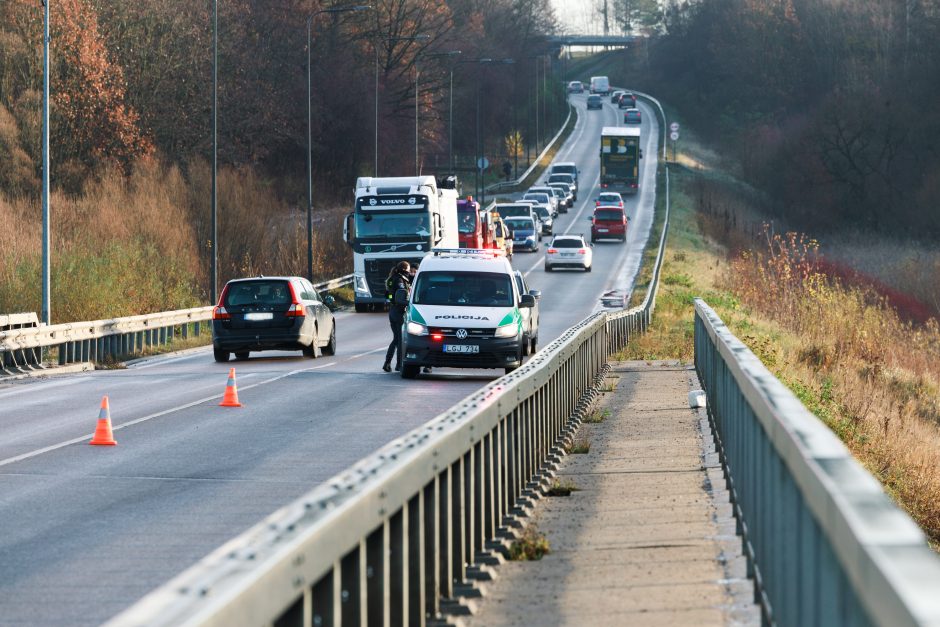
xmin=396 ymin=249 xmax=536 ymax=378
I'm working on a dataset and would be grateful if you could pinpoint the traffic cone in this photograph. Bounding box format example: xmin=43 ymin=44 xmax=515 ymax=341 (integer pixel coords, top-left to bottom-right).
xmin=89 ymin=396 xmax=117 ymax=446
xmin=219 ymin=367 xmax=242 ymax=407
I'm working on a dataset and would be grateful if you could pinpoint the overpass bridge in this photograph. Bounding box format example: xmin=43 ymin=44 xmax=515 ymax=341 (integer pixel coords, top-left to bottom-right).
xmin=548 ymin=34 xmax=636 ymax=48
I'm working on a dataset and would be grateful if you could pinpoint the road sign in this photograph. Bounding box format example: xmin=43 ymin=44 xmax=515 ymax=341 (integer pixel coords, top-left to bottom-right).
xmin=669 ymin=122 xmax=680 ymax=132
xmin=670 ymin=131 xmax=680 ymax=141
xmin=477 ymin=157 xmax=490 ymax=171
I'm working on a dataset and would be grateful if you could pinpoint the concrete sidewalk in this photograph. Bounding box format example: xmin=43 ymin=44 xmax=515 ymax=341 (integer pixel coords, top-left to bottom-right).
xmin=468 ymin=361 xmax=759 ymax=626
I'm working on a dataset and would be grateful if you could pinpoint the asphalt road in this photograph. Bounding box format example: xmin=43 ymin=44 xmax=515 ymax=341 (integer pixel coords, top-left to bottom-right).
xmin=0 ymin=92 xmax=659 ymax=625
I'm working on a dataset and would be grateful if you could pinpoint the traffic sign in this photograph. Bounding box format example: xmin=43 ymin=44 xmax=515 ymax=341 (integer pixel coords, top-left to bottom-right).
xmin=670 ymin=131 xmax=680 ymax=141
xmin=669 ymin=122 xmax=679 ymax=132
xmin=477 ymin=157 xmax=490 ymax=171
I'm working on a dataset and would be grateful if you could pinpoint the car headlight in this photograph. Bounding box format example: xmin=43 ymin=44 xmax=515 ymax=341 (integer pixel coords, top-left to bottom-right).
xmin=407 ymin=321 xmax=428 ymax=336
xmin=354 ymin=274 xmax=369 ymax=295
xmin=495 ymin=323 xmax=518 ymax=338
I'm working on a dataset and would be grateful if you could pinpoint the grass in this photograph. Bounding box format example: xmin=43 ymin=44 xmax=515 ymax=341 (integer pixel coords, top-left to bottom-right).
xmin=546 ymin=477 xmax=579 ymax=497
xmin=619 ymin=152 xmax=940 ymax=544
xmin=0 ymin=159 xmax=352 ymax=322
xmin=583 ymin=409 xmax=610 ymax=424
xmin=566 ymin=435 xmax=591 ymax=455
xmin=508 ymin=525 xmax=551 ymax=561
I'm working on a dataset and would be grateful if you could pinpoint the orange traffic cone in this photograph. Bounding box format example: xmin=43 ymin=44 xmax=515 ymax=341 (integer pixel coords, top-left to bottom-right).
xmin=89 ymin=396 xmax=117 ymax=446
xmin=220 ymin=367 xmax=242 ymax=407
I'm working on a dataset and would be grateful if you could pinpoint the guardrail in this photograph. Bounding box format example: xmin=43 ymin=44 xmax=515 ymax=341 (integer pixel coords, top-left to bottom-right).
xmin=694 ymin=299 xmax=940 ymax=626
xmin=0 ymin=275 xmax=353 ymax=374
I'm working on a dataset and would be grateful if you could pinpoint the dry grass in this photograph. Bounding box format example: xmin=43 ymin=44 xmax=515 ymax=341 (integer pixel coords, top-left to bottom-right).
xmin=583 ymin=408 xmax=610 ymax=424
xmin=0 ymin=158 xmax=352 ymax=322
xmin=566 ymin=435 xmax=591 ymax=454
xmin=546 ymin=477 xmax=579 ymax=497
xmin=629 ymin=165 xmax=940 ymax=543
xmin=508 ymin=525 xmax=551 ymax=561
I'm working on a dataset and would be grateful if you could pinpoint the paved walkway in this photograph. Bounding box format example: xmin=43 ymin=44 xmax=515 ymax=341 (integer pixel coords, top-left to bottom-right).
xmin=468 ymin=361 xmax=759 ymax=626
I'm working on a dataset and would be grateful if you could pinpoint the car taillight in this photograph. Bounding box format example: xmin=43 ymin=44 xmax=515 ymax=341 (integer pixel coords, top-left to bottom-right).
xmin=213 ymin=306 xmax=230 ymax=320
xmin=547 ymin=248 xmax=557 ymax=254
xmin=578 ymin=248 xmax=587 ymax=254
xmin=286 ymin=282 xmax=306 ymax=318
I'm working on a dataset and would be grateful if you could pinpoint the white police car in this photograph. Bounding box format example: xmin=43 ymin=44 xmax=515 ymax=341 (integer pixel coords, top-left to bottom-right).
xmin=397 ymin=249 xmax=536 ymax=378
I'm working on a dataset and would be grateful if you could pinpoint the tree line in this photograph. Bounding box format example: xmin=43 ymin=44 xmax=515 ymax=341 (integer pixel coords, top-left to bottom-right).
xmin=0 ymin=0 xmax=560 ymax=202
xmin=639 ymin=0 xmax=940 ymax=238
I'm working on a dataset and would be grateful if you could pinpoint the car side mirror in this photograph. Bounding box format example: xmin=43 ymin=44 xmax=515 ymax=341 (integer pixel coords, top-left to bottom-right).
xmin=552 ymin=211 xmax=558 ymax=218
xmin=586 ymin=215 xmax=593 ymax=220
xmin=627 ymin=216 xmax=631 ymax=221
xmin=393 ymin=288 xmax=409 ymax=306
xmin=520 ymin=294 xmax=536 ymax=309
xmin=323 ymin=294 xmax=336 ymax=308
xmin=529 ymin=289 xmax=541 ymax=300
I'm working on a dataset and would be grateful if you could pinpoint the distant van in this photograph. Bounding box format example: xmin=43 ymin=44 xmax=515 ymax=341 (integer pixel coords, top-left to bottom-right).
xmin=590 ymin=76 xmax=610 ymax=95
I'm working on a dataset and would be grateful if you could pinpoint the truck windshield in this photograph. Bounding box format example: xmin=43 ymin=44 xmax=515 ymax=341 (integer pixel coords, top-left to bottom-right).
xmin=355 ymin=210 xmax=430 ymax=241
xmin=413 ymin=271 xmax=513 ymax=308
xmin=458 ymin=210 xmax=478 ymax=234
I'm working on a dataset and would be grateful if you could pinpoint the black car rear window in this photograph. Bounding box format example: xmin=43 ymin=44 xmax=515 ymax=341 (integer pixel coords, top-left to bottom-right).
xmin=595 ymin=210 xmax=623 ymax=221
xmin=553 ymin=239 xmax=583 ymax=249
xmin=224 ymin=280 xmax=292 ymax=308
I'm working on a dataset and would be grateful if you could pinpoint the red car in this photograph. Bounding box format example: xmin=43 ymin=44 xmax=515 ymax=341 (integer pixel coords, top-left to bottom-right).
xmin=591 ymin=206 xmax=629 ymax=243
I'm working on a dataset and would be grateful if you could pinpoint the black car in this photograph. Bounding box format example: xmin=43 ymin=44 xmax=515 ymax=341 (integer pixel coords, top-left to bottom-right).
xmin=212 ymin=276 xmax=336 ymax=362
xmin=586 ymin=94 xmax=602 ymax=110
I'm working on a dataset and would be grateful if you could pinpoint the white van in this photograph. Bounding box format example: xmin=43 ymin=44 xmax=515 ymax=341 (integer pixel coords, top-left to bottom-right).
xmin=397 ymin=249 xmax=536 ymax=378
xmin=590 ymin=76 xmax=610 ymax=95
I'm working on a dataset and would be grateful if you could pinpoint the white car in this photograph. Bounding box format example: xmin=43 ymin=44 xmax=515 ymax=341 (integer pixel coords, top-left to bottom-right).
xmin=525 ymin=188 xmax=559 ymax=214
xmin=545 ymin=235 xmax=593 ymax=272
xmin=595 ymin=191 xmax=624 ymax=208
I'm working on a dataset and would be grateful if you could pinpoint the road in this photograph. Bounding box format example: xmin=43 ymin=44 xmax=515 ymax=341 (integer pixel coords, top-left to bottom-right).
xmin=0 ymin=92 xmax=659 ymax=625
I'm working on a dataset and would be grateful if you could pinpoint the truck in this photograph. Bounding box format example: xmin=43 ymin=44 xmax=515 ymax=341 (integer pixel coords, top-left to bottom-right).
xmin=457 ymin=196 xmax=485 ymax=249
xmin=600 ymin=126 xmax=642 ymax=193
xmin=344 ymin=176 xmax=459 ymax=312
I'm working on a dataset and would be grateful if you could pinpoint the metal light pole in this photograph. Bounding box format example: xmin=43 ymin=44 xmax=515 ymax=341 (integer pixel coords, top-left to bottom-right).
xmin=210 ymin=0 xmax=218 ymax=305
xmin=417 ymin=50 xmax=461 ymax=176
xmin=41 ymin=0 xmax=50 ymax=324
xmin=306 ymin=5 xmax=371 ymax=281
xmin=373 ymin=34 xmax=428 ymax=177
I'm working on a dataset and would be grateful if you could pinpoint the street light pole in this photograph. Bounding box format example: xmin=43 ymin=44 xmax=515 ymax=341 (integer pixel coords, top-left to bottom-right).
xmin=306 ymin=6 xmax=371 ymax=281
xmin=41 ymin=0 xmax=50 ymax=324
xmin=210 ymin=0 xmax=218 ymax=305
xmin=417 ymin=50 xmax=461 ymax=176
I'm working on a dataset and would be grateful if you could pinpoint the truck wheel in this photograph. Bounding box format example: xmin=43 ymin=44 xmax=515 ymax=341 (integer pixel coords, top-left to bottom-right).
xmin=401 ymin=365 xmax=420 ymax=379
xmin=355 ymin=303 xmax=369 ymax=313
xmin=213 ymin=348 xmax=230 ymax=363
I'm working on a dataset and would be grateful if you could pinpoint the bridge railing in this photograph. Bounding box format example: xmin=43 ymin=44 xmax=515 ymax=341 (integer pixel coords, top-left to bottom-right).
xmin=0 ymin=275 xmax=353 ymax=374
xmin=695 ymin=299 xmax=940 ymax=626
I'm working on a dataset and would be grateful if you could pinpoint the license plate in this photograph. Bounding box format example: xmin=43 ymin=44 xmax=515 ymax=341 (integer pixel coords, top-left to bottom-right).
xmin=444 ymin=344 xmax=479 ymax=354
xmin=561 ymin=253 xmax=576 ymax=257
xmin=597 ymin=228 xmax=608 ymax=232
xmin=245 ymin=312 xmax=273 ymax=321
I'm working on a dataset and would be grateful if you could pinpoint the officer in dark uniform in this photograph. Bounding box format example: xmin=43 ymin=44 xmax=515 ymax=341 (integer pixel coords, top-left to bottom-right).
xmin=383 ymin=261 xmax=412 ymax=372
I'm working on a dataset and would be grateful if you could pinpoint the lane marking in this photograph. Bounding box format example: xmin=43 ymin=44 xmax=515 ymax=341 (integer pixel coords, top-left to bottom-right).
xmin=0 ymin=347 xmax=386 ymax=469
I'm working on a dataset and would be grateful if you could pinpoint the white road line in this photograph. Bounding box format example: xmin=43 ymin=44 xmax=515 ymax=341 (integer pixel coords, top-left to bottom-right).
xmin=0 ymin=347 xmax=386 ymax=469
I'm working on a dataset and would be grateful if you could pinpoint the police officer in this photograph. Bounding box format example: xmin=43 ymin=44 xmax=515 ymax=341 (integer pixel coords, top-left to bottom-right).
xmin=383 ymin=261 xmax=412 ymax=372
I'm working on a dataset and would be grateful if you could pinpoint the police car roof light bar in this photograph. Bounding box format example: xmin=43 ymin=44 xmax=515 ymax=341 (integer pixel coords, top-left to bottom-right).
xmin=431 ymin=248 xmax=505 ymax=257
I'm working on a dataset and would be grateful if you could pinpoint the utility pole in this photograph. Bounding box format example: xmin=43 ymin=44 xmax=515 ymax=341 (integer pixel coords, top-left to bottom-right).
xmin=210 ymin=0 xmax=218 ymax=305
xmin=41 ymin=0 xmax=50 ymax=324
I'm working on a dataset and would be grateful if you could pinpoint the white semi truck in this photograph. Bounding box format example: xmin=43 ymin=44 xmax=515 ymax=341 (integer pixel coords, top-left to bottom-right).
xmin=344 ymin=176 xmax=459 ymax=312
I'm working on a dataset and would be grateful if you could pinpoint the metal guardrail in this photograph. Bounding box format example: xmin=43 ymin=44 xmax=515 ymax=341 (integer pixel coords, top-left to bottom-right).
xmin=694 ymin=299 xmax=940 ymax=626
xmin=107 ymin=311 xmax=612 ymax=627
xmin=0 ymin=275 xmax=354 ymax=373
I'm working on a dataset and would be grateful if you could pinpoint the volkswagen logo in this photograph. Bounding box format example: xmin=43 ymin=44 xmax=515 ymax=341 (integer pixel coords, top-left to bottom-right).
xmin=456 ymin=329 xmax=468 ymax=339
